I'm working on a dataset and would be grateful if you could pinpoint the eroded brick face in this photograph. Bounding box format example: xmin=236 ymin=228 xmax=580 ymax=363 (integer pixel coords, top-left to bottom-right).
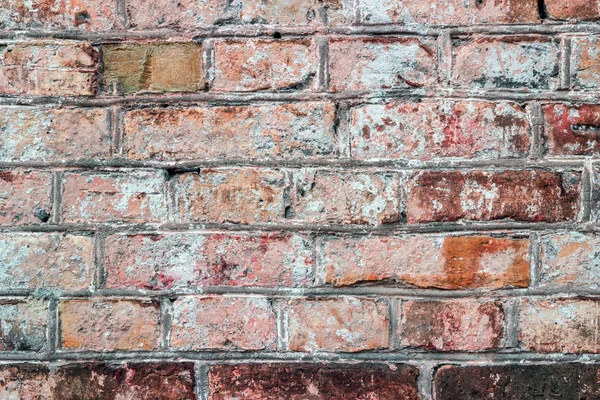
xmin=350 ymin=100 xmax=531 ymax=161
xmin=407 ymin=170 xmax=581 ymax=223
xmin=320 ymin=235 xmax=530 ymax=289
xmin=3 ymin=0 xmax=600 ymax=395
xmin=209 ymin=363 xmax=420 ymax=400
xmin=400 ymin=299 xmax=506 ymax=351
xmin=0 ymin=43 xmax=98 ymax=96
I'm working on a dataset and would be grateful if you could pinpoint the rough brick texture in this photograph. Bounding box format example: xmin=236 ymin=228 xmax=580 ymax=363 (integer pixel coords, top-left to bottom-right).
xmin=2 ymin=0 xmax=600 ymax=398
xmin=209 ymin=363 xmax=420 ymax=399
xmin=320 ymin=235 xmax=530 ymax=289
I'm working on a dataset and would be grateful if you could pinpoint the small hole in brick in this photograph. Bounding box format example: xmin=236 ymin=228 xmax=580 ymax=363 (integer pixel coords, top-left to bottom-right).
xmin=34 ymin=208 xmax=50 ymax=223
xmin=75 ymin=10 xmax=90 ymax=22
xmin=273 ymin=32 xmax=282 ymax=39
xmin=475 ymin=0 xmax=484 ymax=5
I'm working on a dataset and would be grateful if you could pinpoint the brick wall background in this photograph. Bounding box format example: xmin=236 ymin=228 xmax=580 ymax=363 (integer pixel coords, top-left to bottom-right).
xmin=1 ymin=0 xmax=600 ymax=398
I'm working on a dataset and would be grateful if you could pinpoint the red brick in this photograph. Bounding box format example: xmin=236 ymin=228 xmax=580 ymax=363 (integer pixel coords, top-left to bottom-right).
xmin=103 ymin=43 xmax=204 ymax=93
xmin=328 ymin=37 xmax=437 ymax=92
xmin=122 ymin=102 xmax=336 ymax=161
xmin=60 ymin=300 xmax=160 ymax=351
xmin=543 ymin=103 xmax=600 ymax=155
xmin=0 ymin=107 xmax=110 ymax=162
xmin=0 ymin=233 xmax=94 ymax=291
xmin=127 ymin=0 xmax=321 ymax=29
xmin=400 ymin=299 xmax=505 ymax=351
xmin=358 ymin=0 xmax=538 ymax=25
xmin=0 ymin=170 xmax=53 ymax=225
xmin=0 ymin=363 xmax=196 ymax=399
xmin=0 ymin=0 xmax=117 ymax=30
xmin=0 ymin=365 xmax=51 ymax=397
xmin=287 ymin=297 xmax=390 ymax=352
xmin=545 ymin=0 xmax=600 ymax=20
xmin=320 ymin=235 xmax=530 ymax=289
xmin=540 ymin=233 xmax=600 ymax=288
xmin=435 ymin=364 xmax=600 ymax=400
xmin=175 ymin=169 xmax=288 ymax=224
xmin=0 ymin=43 xmax=98 ymax=96
xmin=212 ymin=39 xmax=317 ymax=92
xmin=572 ymin=37 xmax=600 ymax=90
xmin=60 ymin=170 xmax=168 ymax=223
xmin=0 ymin=300 xmax=47 ymax=351
xmin=52 ymin=363 xmax=196 ymax=400
xmin=170 ymin=296 xmax=277 ymax=350
xmin=104 ymin=232 xmax=314 ymax=290
xmin=209 ymin=363 xmax=420 ymax=400
xmin=289 ymin=170 xmax=403 ymax=225
xmin=350 ymin=100 xmax=530 ymax=161
xmin=407 ymin=170 xmax=581 ymax=223
xmin=519 ymin=299 xmax=600 ymax=353
xmin=453 ymin=37 xmax=559 ymax=90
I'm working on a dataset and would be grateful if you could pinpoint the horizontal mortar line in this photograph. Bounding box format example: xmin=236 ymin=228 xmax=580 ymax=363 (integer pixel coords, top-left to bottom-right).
xmin=0 ymin=221 xmax=598 ymax=235
xmin=0 ymin=158 xmax=594 ymax=170
xmin=1 ymin=88 xmax=600 ymax=107
xmin=2 ymin=22 xmax=600 ymax=41
xmin=2 ymin=351 xmax=600 ymax=364
xmin=8 ymin=287 xmax=600 ymax=300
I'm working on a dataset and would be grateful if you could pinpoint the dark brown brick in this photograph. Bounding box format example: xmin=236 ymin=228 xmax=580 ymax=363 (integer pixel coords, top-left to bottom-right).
xmin=209 ymin=363 xmax=419 ymax=399
xmin=435 ymin=364 xmax=600 ymax=399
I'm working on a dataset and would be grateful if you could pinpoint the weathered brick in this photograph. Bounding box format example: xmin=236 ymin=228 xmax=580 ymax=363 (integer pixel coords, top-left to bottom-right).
xmin=572 ymin=37 xmax=600 ymax=90
xmin=287 ymin=297 xmax=389 ymax=352
xmin=519 ymin=299 xmax=600 ymax=353
xmin=123 ymin=102 xmax=336 ymax=161
xmin=170 ymin=296 xmax=277 ymax=350
xmin=239 ymin=0 xmax=320 ymax=25
xmin=212 ymin=39 xmax=317 ymax=92
xmin=103 ymin=43 xmax=204 ymax=93
xmin=52 ymin=363 xmax=196 ymax=399
xmin=127 ymin=0 xmax=321 ymax=29
xmin=0 ymin=301 xmax=47 ymax=351
xmin=400 ymin=299 xmax=505 ymax=351
xmin=289 ymin=170 xmax=403 ymax=225
xmin=0 ymin=170 xmax=53 ymax=225
xmin=0 ymin=43 xmax=98 ymax=96
xmin=407 ymin=170 xmax=581 ymax=223
xmin=435 ymin=364 xmax=600 ymax=400
xmin=543 ymin=103 xmax=600 ymax=155
xmin=361 ymin=0 xmax=538 ymax=25
xmin=453 ymin=37 xmax=559 ymax=90
xmin=105 ymin=233 xmax=314 ymax=290
xmin=0 ymin=0 xmax=117 ymax=30
xmin=175 ymin=169 xmax=288 ymax=224
xmin=0 ymin=365 xmax=51 ymax=398
xmin=545 ymin=0 xmax=600 ymax=20
xmin=540 ymin=233 xmax=600 ymax=288
xmin=60 ymin=300 xmax=160 ymax=351
xmin=350 ymin=100 xmax=531 ymax=161
xmin=328 ymin=37 xmax=437 ymax=92
xmin=209 ymin=363 xmax=420 ymax=400
xmin=0 ymin=107 xmax=110 ymax=162
xmin=0 ymin=233 xmax=94 ymax=291
xmin=0 ymin=363 xmax=195 ymax=399
xmin=126 ymin=0 xmax=232 ymax=29
xmin=320 ymin=235 xmax=530 ymax=289
xmin=60 ymin=170 xmax=168 ymax=223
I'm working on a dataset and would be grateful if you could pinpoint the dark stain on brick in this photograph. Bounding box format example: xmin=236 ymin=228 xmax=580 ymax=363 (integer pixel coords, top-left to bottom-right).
xmin=435 ymin=364 xmax=600 ymax=399
xmin=408 ymin=170 xmax=581 ymax=223
xmin=209 ymin=363 xmax=419 ymax=400
xmin=544 ymin=104 xmax=600 ymax=155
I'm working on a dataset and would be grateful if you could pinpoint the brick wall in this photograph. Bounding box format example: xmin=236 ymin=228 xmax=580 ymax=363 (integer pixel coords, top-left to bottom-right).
xmin=1 ymin=0 xmax=600 ymax=398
